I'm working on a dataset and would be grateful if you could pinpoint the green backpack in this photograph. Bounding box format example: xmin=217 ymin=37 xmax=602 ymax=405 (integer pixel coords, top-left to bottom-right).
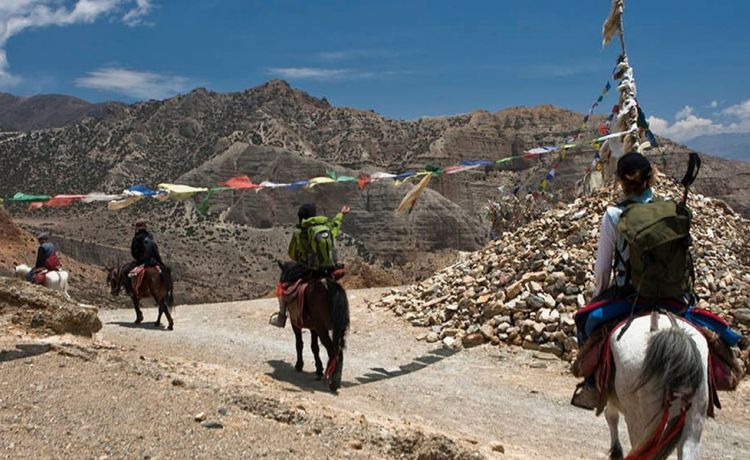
xmin=302 ymin=216 xmax=335 ymax=270
xmin=616 ymin=199 xmax=693 ymax=299
xmin=616 ymin=152 xmax=702 ymax=300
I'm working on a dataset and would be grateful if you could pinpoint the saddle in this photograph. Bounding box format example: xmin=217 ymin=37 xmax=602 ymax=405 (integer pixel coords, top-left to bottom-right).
xmin=128 ymin=265 xmax=161 ymax=296
xmin=32 ymin=268 xmax=49 ymax=285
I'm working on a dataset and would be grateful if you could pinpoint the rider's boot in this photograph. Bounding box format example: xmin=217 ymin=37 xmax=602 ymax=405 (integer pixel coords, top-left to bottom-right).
xmin=269 ymin=300 xmax=287 ymax=328
xmin=571 ymin=378 xmax=600 ymax=410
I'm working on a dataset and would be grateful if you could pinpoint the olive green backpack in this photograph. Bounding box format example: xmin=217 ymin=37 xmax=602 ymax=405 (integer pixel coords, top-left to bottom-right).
xmin=615 ymin=153 xmax=702 ymax=300
xmin=301 ymin=216 xmax=336 ymax=270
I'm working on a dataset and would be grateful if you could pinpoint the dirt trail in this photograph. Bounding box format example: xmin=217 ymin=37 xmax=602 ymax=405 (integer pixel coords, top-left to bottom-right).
xmin=96 ymin=288 xmax=750 ymax=459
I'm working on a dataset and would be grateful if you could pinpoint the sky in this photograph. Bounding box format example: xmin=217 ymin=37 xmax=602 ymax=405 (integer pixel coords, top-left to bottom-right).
xmin=0 ymin=0 xmax=749 ymax=142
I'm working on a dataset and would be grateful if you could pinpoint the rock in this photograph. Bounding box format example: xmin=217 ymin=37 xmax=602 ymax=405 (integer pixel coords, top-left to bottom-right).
xmin=194 ymin=412 xmax=206 ymax=422
xmin=171 ymin=378 xmax=185 ymax=387
xmin=539 ymin=342 xmax=563 ymax=357
xmin=462 ymin=332 xmax=485 ymax=348
xmin=490 ymin=442 xmax=505 ymax=454
xmin=426 ymin=332 xmax=440 ymax=343
xmin=218 ymin=407 xmax=228 ymax=416
xmin=526 ymin=295 xmax=545 ymax=310
xmin=505 ymin=281 xmax=522 ymax=300
xmin=733 ymin=308 xmax=750 ymax=324
xmin=201 ymin=421 xmax=224 ymax=429
xmin=348 ymin=440 xmax=363 ymax=450
xmin=480 ymin=324 xmax=495 ymax=340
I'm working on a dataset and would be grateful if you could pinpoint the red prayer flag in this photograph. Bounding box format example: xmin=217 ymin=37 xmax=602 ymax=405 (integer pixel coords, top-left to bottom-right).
xmin=357 ymin=175 xmax=371 ymax=190
xmin=45 ymin=194 xmax=87 ymax=208
xmin=219 ymin=176 xmax=260 ymax=190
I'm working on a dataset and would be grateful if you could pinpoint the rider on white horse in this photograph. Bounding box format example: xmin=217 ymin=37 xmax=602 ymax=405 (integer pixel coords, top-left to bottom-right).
xmin=572 ymin=152 xmax=659 ymax=409
xmin=27 ymin=232 xmax=61 ymax=283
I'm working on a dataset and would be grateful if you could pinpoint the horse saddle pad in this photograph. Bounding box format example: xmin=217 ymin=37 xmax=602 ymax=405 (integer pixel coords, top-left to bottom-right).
xmin=278 ymin=280 xmax=309 ymax=328
xmin=128 ymin=265 xmax=160 ymax=295
xmin=33 ymin=269 xmax=49 ymax=285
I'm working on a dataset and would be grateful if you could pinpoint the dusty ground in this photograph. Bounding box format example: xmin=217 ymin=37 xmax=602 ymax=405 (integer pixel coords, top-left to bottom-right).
xmin=2 ymin=288 xmax=749 ymax=459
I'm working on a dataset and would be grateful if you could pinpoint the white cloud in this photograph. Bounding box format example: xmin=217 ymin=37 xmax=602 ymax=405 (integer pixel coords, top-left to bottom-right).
xmin=648 ymin=98 xmax=750 ymax=142
xmin=266 ymin=67 xmax=385 ymax=81
xmin=122 ymin=0 xmax=154 ymax=27
xmin=315 ymin=49 xmax=394 ymax=62
xmin=723 ymin=99 xmax=750 ymax=119
xmin=75 ymin=67 xmax=190 ymax=99
xmin=709 ymin=100 xmax=719 ymax=109
xmin=0 ymin=1 xmax=156 ymax=87
xmin=675 ymin=105 xmax=694 ymax=120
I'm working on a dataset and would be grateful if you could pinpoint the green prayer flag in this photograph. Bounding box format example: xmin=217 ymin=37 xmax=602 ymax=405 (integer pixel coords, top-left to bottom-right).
xmin=10 ymin=192 xmax=51 ymax=202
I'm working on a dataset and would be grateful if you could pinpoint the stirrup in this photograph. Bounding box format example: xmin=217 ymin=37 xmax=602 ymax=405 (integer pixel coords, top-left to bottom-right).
xmin=268 ymin=312 xmax=286 ymax=328
xmin=570 ymin=382 xmax=599 ymax=411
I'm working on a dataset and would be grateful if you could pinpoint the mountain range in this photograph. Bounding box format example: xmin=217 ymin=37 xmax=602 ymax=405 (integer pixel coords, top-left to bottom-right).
xmin=0 ymin=92 xmax=123 ymax=132
xmin=686 ymin=133 xmax=750 ymax=163
xmin=1 ymin=80 xmax=749 ymax=302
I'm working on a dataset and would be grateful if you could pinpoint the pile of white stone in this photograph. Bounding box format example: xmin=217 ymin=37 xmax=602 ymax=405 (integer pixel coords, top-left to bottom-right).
xmin=370 ymin=180 xmax=750 ymax=362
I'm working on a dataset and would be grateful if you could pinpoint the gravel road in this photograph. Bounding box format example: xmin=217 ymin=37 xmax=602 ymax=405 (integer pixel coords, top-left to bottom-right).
xmin=94 ymin=288 xmax=750 ymax=459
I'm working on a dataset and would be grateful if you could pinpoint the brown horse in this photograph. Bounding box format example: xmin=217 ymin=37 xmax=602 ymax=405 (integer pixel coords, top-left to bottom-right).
xmin=278 ymin=261 xmax=350 ymax=392
xmin=107 ymin=264 xmax=175 ymax=330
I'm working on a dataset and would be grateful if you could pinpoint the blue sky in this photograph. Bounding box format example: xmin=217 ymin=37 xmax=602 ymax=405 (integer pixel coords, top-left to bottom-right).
xmin=1 ymin=1 xmax=749 ymax=141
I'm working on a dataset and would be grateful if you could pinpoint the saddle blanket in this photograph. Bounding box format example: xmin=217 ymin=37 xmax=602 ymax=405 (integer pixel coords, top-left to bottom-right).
xmin=128 ymin=265 xmax=161 ymax=296
xmin=277 ymin=279 xmax=309 ymax=329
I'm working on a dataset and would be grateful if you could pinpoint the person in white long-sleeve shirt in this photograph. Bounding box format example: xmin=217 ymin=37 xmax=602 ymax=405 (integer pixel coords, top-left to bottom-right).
xmin=592 ymin=152 xmax=656 ymax=299
xmin=572 ymin=151 xmax=656 ymax=410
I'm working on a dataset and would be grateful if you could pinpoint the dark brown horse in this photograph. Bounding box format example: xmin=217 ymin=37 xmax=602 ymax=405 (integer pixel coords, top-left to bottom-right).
xmin=107 ymin=264 xmax=175 ymax=330
xmin=278 ymin=261 xmax=350 ymax=392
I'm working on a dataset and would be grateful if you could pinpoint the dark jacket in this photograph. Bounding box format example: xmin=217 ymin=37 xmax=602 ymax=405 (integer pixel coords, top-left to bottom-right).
xmin=34 ymin=242 xmax=57 ymax=269
xmin=130 ymin=229 xmax=164 ymax=266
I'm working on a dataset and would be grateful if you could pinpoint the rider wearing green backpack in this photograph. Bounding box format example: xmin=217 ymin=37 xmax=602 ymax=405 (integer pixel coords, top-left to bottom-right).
xmin=270 ymin=202 xmax=350 ymax=327
xmin=572 ymin=151 xmax=695 ymax=409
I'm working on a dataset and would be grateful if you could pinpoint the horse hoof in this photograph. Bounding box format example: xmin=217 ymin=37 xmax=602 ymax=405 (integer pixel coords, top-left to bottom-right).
xmin=167 ymin=325 xmax=174 ymax=331
xmin=329 ymin=381 xmax=339 ymax=393
xmin=135 ymin=318 xmax=143 ymax=324
xmin=295 ymin=362 xmax=304 ymax=372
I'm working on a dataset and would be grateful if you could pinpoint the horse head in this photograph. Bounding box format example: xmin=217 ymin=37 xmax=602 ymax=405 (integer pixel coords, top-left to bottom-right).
xmin=105 ymin=265 xmax=121 ymax=296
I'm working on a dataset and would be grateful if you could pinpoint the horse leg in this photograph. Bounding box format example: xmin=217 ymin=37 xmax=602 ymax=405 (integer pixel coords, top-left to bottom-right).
xmin=155 ymin=298 xmax=163 ymax=327
xmin=161 ymin=297 xmax=174 ymax=331
xmin=133 ymin=297 xmax=143 ymax=324
xmin=677 ymin=390 xmax=707 ymax=460
xmin=293 ymin=326 xmax=304 ymax=372
xmin=605 ymin=404 xmax=623 ymax=460
xmin=310 ymin=331 xmax=324 ymax=379
xmin=317 ymin=331 xmax=341 ymax=392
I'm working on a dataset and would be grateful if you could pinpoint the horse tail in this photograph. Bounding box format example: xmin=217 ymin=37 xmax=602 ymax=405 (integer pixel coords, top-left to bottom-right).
xmin=328 ymin=281 xmax=350 ymax=352
xmin=628 ymin=326 xmax=703 ymax=460
xmin=161 ymin=266 xmax=175 ymax=310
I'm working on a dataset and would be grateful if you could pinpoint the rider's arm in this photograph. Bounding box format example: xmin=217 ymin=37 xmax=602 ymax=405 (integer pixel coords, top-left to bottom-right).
xmin=34 ymin=246 xmax=46 ymax=269
xmin=593 ymin=211 xmax=617 ymax=298
xmin=329 ymin=212 xmax=344 ymax=237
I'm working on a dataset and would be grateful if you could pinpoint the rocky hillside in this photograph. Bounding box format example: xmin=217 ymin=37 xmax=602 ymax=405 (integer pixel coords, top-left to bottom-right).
xmin=370 ymin=179 xmax=750 ymax=369
xmin=0 ymin=92 xmax=123 ymax=132
xmin=2 ymin=80 xmax=750 ymax=303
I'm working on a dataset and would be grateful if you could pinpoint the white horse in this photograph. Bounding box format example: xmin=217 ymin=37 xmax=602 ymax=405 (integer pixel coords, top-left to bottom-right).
xmin=604 ymin=313 xmax=709 ymax=460
xmin=14 ymin=264 xmax=71 ymax=300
